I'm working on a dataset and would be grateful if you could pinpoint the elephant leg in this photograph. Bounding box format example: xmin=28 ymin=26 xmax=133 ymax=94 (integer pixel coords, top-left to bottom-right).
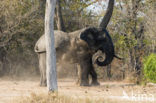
xmin=76 ymin=64 xmax=81 ymax=85
xmin=89 ymin=63 xmax=100 ymax=86
xmin=86 ymin=58 xmax=100 ymax=86
xmin=39 ymin=53 xmax=47 ymax=87
xmin=78 ymin=59 xmax=90 ymax=86
xmin=40 ymin=68 xmax=43 ymax=86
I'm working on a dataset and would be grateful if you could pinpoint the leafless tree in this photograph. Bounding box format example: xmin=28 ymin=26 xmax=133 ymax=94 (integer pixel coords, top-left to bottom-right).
xmin=45 ymin=0 xmax=57 ymax=91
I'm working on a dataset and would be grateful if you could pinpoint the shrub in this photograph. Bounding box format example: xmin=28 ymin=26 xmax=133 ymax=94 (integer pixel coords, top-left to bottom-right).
xmin=143 ymin=53 xmax=156 ymax=83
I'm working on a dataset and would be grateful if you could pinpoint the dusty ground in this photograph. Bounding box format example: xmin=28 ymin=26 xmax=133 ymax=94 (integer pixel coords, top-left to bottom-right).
xmin=0 ymin=77 xmax=156 ymax=103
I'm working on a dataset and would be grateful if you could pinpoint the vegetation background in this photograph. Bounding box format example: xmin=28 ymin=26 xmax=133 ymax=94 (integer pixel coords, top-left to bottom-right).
xmin=0 ymin=0 xmax=156 ymax=83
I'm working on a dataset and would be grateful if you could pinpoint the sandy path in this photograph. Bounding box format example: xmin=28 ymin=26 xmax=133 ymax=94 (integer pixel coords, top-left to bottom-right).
xmin=0 ymin=78 xmax=156 ymax=103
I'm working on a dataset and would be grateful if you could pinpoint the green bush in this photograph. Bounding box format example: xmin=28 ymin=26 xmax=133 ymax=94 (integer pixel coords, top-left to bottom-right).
xmin=143 ymin=53 xmax=156 ymax=83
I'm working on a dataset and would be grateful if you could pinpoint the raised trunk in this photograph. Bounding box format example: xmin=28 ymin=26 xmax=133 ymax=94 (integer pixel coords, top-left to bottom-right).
xmin=99 ymin=0 xmax=115 ymax=28
xmin=96 ymin=48 xmax=114 ymax=66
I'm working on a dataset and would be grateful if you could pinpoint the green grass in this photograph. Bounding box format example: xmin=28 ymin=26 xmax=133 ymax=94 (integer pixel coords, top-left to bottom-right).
xmin=143 ymin=53 xmax=156 ymax=83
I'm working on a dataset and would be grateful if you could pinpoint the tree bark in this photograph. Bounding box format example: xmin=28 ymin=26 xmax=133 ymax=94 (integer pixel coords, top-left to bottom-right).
xmin=45 ymin=0 xmax=57 ymax=91
xmin=56 ymin=0 xmax=66 ymax=31
xmin=99 ymin=0 xmax=114 ymax=28
xmin=131 ymin=0 xmax=142 ymax=75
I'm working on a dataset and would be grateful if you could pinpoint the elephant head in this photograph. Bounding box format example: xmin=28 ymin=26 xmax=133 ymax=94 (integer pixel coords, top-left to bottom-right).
xmin=80 ymin=27 xmax=115 ymax=66
xmin=80 ymin=0 xmax=122 ymax=66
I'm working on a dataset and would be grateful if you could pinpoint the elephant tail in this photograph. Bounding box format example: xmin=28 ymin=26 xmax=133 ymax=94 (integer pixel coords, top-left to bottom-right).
xmin=34 ymin=45 xmax=46 ymax=53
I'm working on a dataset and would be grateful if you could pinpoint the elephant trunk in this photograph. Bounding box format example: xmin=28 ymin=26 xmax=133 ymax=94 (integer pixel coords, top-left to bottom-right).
xmin=95 ymin=46 xmax=123 ymax=66
xmin=96 ymin=45 xmax=114 ymax=66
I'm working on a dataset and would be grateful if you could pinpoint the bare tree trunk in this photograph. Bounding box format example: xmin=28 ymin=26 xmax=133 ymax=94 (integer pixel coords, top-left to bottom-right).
xmin=45 ymin=0 xmax=57 ymax=92
xmin=56 ymin=0 xmax=66 ymax=31
xmin=131 ymin=0 xmax=142 ymax=76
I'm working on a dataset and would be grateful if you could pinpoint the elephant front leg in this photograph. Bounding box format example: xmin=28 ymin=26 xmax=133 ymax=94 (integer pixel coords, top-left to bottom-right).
xmin=77 ymin=60 xmax=90 ymax=86
xmin=90 ymin=68 xmax=100 ymax=86
xmin=85 ymin=58 xmax=100 ymax=86
xmin=75 ymin=64 xmax=81 ymax=85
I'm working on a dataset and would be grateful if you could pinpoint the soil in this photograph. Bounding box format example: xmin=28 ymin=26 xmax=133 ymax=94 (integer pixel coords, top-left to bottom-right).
xmin=0 ymin=77 xmax=156 ymax=103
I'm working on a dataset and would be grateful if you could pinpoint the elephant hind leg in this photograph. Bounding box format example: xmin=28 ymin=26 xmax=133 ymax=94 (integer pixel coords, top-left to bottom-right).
xmin=42 ymin=65 xmax=47 ymax=87
xmin=40 ymin=71 xmax=43 ymax=86
xmin=39 ymin=53 xmax=47 ymax=87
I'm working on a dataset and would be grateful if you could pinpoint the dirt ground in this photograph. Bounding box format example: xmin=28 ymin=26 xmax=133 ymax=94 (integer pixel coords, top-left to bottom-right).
xmin=0 ymin=77 xmax=156 ymax=103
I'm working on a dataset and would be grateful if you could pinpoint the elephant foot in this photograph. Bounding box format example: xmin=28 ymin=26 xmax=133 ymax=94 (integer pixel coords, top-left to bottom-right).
xmin=91 ymin=81 xmax=100 ymax=86
xmin=80 ymin=80 xmax=89 ymax=86
xmin=76 ymin=79 xmax=80 ymax=85
xmin=40 ymin=81 xmax=47 ymax=87
xmin=76 ymin=80 xmax=89 ymax=86
xmin=40 ymin=83 xmax=47 ymax=87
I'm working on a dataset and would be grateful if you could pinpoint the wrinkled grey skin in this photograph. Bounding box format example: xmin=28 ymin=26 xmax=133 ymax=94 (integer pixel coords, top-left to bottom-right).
xmin=35 ymin=30 xmax=70 ymax=61
xmin=35 ymin=27 xmax=115 ymax=86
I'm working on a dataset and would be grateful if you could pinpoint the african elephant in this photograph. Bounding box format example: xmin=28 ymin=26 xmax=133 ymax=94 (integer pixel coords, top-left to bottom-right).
xmin=34 ymin=27 xmax=118 ymax=86
xmin=34 ymin=0 xmax=119 ymax=86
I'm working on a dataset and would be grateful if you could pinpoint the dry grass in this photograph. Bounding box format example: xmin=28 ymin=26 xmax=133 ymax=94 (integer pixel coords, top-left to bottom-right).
xmin=15 ymin=92 xmax=121 ymax=103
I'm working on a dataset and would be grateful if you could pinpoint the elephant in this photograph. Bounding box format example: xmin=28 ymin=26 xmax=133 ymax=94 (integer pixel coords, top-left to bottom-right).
xmin=34 ymin=0 xmax=120 ymax=86
xmin=34 ymin=27 xmax=119 ymax=86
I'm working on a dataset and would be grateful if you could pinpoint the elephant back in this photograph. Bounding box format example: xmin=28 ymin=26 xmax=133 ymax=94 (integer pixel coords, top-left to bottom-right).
xmin=55 ymin=30 xmax=69 ymax=49
xmin=68 ymin=28 xmax=86 ymax=39
xmin=34 ymin=30 xmax=70 ymax=53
